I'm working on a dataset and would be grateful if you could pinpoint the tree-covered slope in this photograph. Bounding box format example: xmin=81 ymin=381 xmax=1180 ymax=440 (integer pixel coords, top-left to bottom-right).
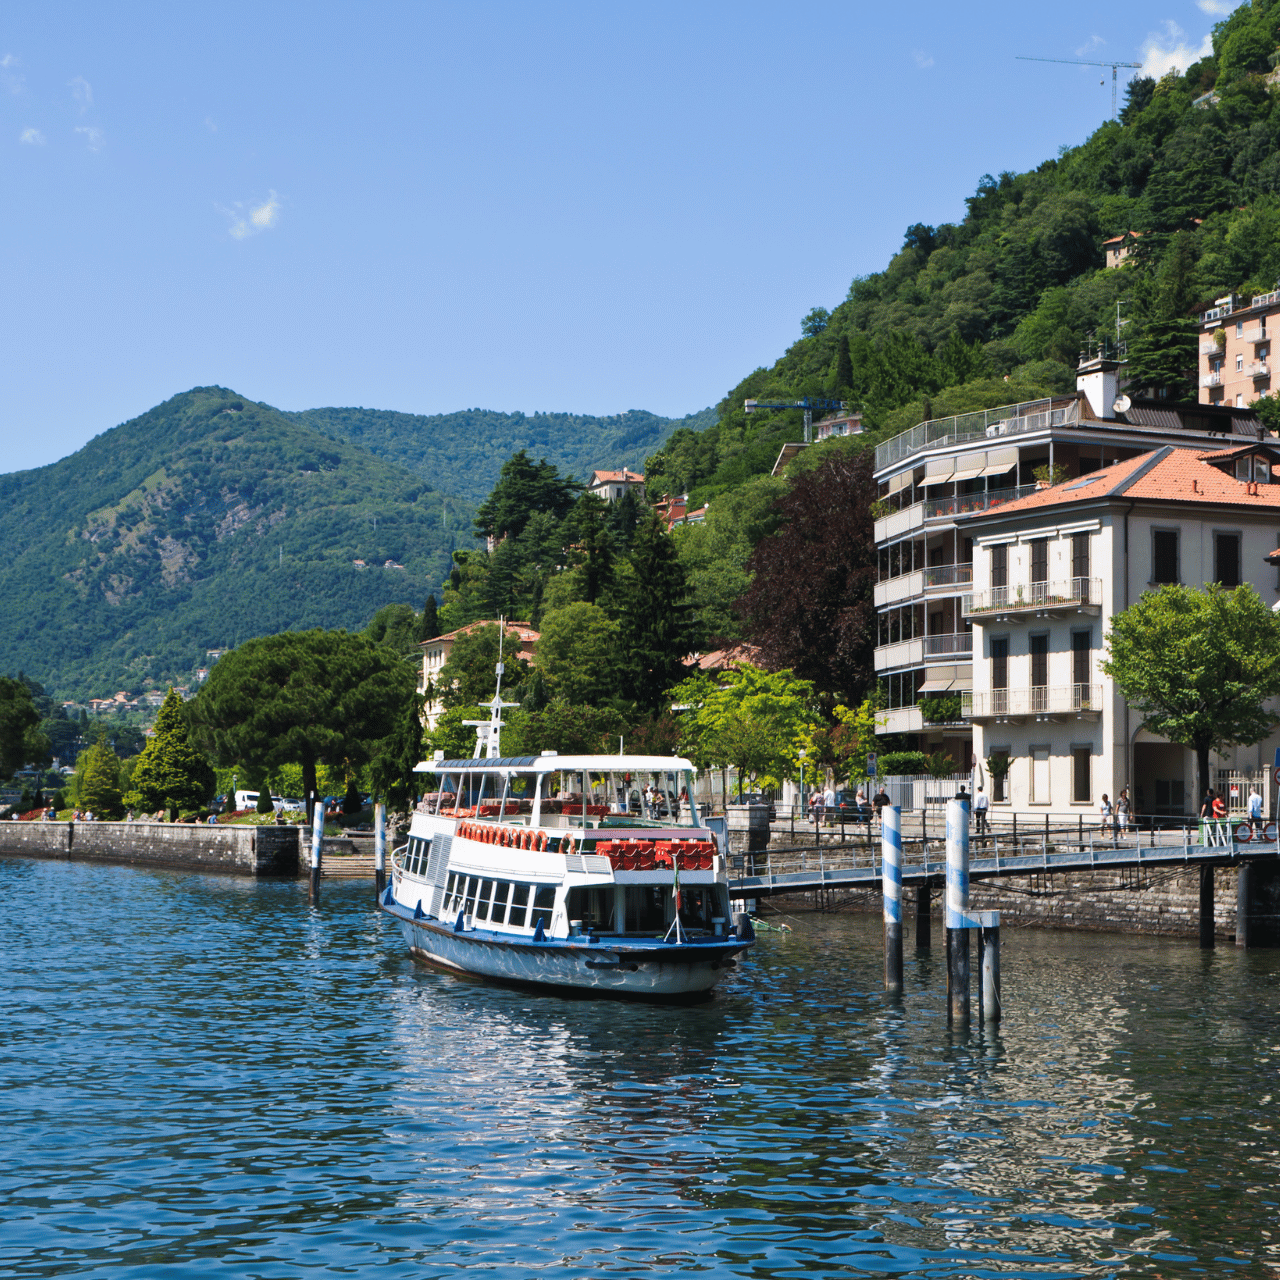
xmin=0 ymin=387 xmax=467 ymax=699
xmin=647 ymin=0 xmax=1280 ymax=504
xmin=286 ymin=405 xmax=716 ymax=505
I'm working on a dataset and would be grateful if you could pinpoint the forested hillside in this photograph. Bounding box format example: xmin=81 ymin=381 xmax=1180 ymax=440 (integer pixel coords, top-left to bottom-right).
xmin=0 ymin=388 xmax=463 ymax=698
xmin=647 ymin=0 xmax=1280 ymax=506
xmin=288 ymin=405 xmax=716 ymax=505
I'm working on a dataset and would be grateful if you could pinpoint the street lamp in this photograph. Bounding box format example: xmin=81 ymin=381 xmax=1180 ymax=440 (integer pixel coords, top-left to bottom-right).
xmin=798 ymin=749 xmax=807 ymax=819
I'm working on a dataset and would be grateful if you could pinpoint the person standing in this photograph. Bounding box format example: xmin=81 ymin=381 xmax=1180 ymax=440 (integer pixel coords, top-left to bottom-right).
xmin=1248 ymin=786 xmax=1264 ymax=835
xmin=1116 ymin=788 xmax=1130 ymax=835
xmin=1099 ymin=793 xmax=1112 ymax=833
xmin=1212 ymin=790 xmax=1227 ymax=822
xmin=823 ymin=781 xmax=836 ymax=828
xmin=873 ymin=784 xmax=890 ymax=830
xmin=973 ymin=785 xmax=989 ymax=835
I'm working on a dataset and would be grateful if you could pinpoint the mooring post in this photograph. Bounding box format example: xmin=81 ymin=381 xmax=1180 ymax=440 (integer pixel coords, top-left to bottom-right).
xmin=374 ymin=802 xmax=386 ymax=896
xmin=945 ymin=797 xmax=970 ymax=1026
xmin=978 ymin=922 xmax=1001 ymax=1022
xmin=882 ymin=805 xmax=903 ymax=995
xmin=915 ymin=880 xmax=931 ymax=949
xmin=1199 ymin=862 xmax=1215 ymax=948
xmin=1237 ymin=862 xmax=1251 ymax=948
xmin=309 ymin=810 xmax=323 ymax=905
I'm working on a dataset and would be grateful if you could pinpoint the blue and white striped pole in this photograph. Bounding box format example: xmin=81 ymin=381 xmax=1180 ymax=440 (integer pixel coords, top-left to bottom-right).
xmin=374 ymin=802 xmax=386 ymax=897
xmin=945 ymin=796 xmax=970 ymax=1025
xmin=882 ymin=804 xmax=903 ymax=995
xmin=309 ymin=807 xmax=323 ymax=905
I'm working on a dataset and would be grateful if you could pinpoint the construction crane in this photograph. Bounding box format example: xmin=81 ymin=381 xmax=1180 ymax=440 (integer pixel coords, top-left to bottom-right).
xmin=1016 ymin=56 xmax=1144 ymax=120
xmin=744 ymin=396 xmax=847 ymax=444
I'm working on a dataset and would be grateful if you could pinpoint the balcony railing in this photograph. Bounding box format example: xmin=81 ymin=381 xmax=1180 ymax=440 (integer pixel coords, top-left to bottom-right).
xmin=1200 ymin=337 xmax=1224 ymax=355
xmin=923 ymin=484 xmax=1038 ymax=520
xmin=964 ymin=578 xmax=1103 ymax=616
xmin=1201 ymin=372 xmax=1223 ymax=388
xmin=963 ymin=685 xmax=1103 ymax=719
xmin=1203 ymin=290 xmax=1280 ymax=323
xmin=1242 ymin=325 xmax=1269 ymax=344
xmin=875 ymin=399 xmax=1079 ymax=471
xmin=1249 ymin=361 xmax=1271 ymax=379
xmin=923 ymin=564 xmax=973 ymax=588
xmin=923 ymin=633 xmax=973 ymax=656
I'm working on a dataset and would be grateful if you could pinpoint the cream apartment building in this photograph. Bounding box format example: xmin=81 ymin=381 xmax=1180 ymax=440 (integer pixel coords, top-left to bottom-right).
xmin=958 ymin=441 xmax=1280 ymax=818
xmin=1200 ymin=287 xmax=1280 ymax=408
xmin=872 ymin=352 xmax=1265 ymax=773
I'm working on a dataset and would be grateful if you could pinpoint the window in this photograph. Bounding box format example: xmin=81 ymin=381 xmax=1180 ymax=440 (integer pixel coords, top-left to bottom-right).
xmin=1237 ymin=320 xmax=1244 ymax=337
xmin=991 ymin=636 xmax=1008 ymax=689
xmin=1030 ymin=538 xmax=1048 ymax=583
xmin=508 ymin=883 xmax=530 ymax=928
xmin=991 ymin=543 xmax=1007 ymax=588
xmin=1072 ymin=532 xmax=1090 ymax=581
xmin=1072 ymin=747 xmax=1092 ymax=804
xmin=1030 ymin=746 xmax=1050 ymax=804
xmin=491 ymin=880 xmax=510 ymax=925
xmin=474 ymin=878 xmax=494 ymax=921
xmin=1237 ymin=353 xmax=1244 ymax=371
xmin=1237 ymin=394 xmax=1245 ymax=407
xmin=1030 ymin=634 xmax=1048 ymax=686
xmin=530 ymin=885 xmax=555 ymax=930
xmin=1214 ymin=532 xmax=1241 ymax=587
xmin=1152 ymin=529 xmax=1179 ymax=583
xmin=1072 ymin=630 xmax=1091 ymax=686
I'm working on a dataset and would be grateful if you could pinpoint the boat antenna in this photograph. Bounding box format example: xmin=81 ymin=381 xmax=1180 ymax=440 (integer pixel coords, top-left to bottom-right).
xmin=462 ymin=616 xmax=519 ymax=758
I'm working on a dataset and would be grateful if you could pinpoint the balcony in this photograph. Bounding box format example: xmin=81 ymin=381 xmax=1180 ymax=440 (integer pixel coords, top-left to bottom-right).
xmin=924 ymin=564 xmax=972 ymax=589
xmin=922 ymin=484 xmax=1039 ymax=521
xmin=1201 ymin=371 xmax=1223 ymax=388
xmin=964 ymin=577 xmax=1103 ymax=619
xmin=1200 ymin=337 xmax=1224 ymax=355
xmin=923 ymin=633 xmax=973 ymax=657
xmin=963 ymin=684 xmax=1103 ymax=721
xmin=1242 ymin=325 xmax=1269 ymax=344
xmin=873 ymin=502 xmax=925 ymax=543
xmin=875 ymin=398 xmax=1079 ymax=471
xmin=1249 ymin=361 xmax=1271 ymax=380
xmin=874 ymin=638 xmax=923 ymax=672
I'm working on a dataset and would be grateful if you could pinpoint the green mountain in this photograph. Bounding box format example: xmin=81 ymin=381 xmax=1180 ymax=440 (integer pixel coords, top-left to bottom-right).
xmin=647 ymin=0 xmax=1280 ymax=503
xmin=285 ymin=405 xmax=716 ymax=505
xmin=0 ymin=387 xmax=464 ymax=699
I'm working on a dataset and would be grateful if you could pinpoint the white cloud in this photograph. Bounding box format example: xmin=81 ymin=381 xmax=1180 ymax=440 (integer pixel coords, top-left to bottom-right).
xmin=1075 ymin=34 xmax=1105 ymax=57
xmin=1140 ymin=20 xmax=1214 ymax=79
xmin=2 ymin=53 xmax=23 ymax=94
xmin=204 ymin=116 xmax=217 ymax=133
xmin=75 ymin=125 xmax=104 ymax=151
xmin=1198 ymin=0 xmax=1241 ymax=14
xmin=69 ymin=76 xmax=92 ymax=109
xmin=912 ymin=49 xmax=934 ymax=69
xmin=19 ymin=127 xmax=44 ymax=145
xmin=224 ymin=191 xmax=282 ymax=239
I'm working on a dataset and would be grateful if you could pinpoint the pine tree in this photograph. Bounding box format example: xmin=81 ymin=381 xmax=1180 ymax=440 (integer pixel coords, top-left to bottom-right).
xmin=1125 ymin=231 xmax=1200 ymax=399
xmin=78 ymin=730 xmax=124 ymax=819
xmin=127 ymin=689 xmax=215 ymax=816
xmin=418 ymin=593 xmax=441 ymax=643
xmin=618 ymin=512 xmax=703 ymax=712
xmin=832 ymin=335 xmax=854 ymax=396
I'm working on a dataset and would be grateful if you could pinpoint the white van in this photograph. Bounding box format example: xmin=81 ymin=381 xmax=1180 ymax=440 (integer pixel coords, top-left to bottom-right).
xmin=234 ymin=790 xmax=284 ymax=812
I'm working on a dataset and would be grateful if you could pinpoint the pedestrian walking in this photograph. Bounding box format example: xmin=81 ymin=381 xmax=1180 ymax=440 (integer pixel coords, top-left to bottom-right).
xmin=1248 ymin=786 xmax=1264 ymax=835
xmin=1212 ymin=790 xmax=1227 ymax=822
xmin=973 ymin=785 xmax=989 ymax=835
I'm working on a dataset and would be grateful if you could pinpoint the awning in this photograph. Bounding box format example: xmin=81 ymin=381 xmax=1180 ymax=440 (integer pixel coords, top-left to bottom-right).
xmin=918 ymin=664 xmax=959 ymax=692
xmin=888 ymin=470 xmax=913 ymax=494
xmin=924 ymin=456 xmax=955 ymax=483
xmin=918 ymin=677 xmax=955 ymax=692
xmin=980 ymin=446 xmax=1019 ymax=478
xmin=951 ymin=452 xmax=987 ymax=483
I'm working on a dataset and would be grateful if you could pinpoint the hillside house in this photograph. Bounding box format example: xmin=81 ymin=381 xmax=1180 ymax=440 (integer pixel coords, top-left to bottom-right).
xmin=419 ymin=620 xmax=539 ymax=729
xmin=587 ymin=469 xmax=646 ymax=503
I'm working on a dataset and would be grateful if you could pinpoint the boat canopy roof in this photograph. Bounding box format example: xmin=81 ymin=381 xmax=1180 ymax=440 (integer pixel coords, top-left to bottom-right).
xmin=415 ymin=754 xmax=696 ymax=775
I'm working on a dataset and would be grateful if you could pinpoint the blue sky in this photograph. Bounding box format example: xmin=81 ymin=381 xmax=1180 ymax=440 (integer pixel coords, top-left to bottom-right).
xmin=0 ymin=0 xmax=1241 ymax=473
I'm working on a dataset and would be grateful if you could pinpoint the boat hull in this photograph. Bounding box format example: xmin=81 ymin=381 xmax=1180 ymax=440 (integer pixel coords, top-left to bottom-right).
xmin=386 ymin=906 xmax=747 ymax=998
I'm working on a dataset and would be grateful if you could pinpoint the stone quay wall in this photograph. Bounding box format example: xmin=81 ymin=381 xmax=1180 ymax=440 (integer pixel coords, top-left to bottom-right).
xmin=799 ymin=864 xmax=1259 ymax=940
xmin=0 ymin=821 xmax=299 ymax=877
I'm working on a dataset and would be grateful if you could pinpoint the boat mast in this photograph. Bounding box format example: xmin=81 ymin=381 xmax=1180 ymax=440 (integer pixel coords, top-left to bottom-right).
xmin=462 ymin=615 xmax=520 ymax=758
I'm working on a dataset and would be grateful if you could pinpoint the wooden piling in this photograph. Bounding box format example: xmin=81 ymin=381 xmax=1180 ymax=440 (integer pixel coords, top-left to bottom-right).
xmin=309 ymin=817 xmax=323 ymax=906
xmin=882 ymin=805 xmax=903 ymax=996
xmin=1199 ymin=863 xmax=1214 ymax=949
xmin=945 ymin=797 xmax=970 ymax=1026
xmin=915 ymin=881 xmax=931 ymax=949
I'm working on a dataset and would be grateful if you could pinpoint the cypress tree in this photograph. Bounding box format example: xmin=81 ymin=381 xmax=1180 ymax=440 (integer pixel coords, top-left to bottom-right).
xmin=78 ymin=730 xmax=124 ymax=819
xmin=127 ymin=689 xmax=215 ymax=816
xmin=418 ymin=593 xmax=441 ymax=643
xmin=618 ymin=512 xmax=703 ymax=712
xmin=832 ymin=335 xmax=854 ymax=395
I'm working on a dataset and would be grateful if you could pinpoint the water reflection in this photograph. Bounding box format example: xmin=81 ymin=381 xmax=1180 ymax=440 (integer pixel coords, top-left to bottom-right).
xmin=4 ymin=856 xmax=1280 ymax=1277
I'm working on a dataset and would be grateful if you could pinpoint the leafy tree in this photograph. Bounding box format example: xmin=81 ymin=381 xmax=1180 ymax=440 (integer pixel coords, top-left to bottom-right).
xmin=534 ymin=602 xmax=621 ymax=706
xmin=801 ymin=307 xmax=830 ymax=338
xmin=1102 ymin=584 xmax=1280 ymax=803
xmin=618 ymin=512 xmax=702 ymax=712
xmin=669 ymin=663 xmax=814 ymax=795
xmin=75 ymin=730 xmax=125 ymax=818
xmin=0 ymin=676 xmax=50 ymax=779
xmin=737 ymin=448 xmax=878 ymax=707
xmin=189 ymin=630 xmax=414 ymax=803
xmin=127 ymin=689 xmax=216 ymax=815
xmin=437 ymin=623 xmax=530 ymax=709
xmin=365 ymin=603 xmax=421 ymax=656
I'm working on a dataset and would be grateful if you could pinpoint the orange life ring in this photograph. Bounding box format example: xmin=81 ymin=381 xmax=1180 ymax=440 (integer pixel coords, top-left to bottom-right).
xmin=538 ymin=831 xmax=547 ymax=851
xmin=501 ymin=827 xmax=511 ymax=848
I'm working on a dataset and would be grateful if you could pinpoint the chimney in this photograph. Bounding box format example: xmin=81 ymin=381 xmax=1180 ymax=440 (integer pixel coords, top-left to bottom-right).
xmin=1077 ymin=353 xmax=1123 ymax=420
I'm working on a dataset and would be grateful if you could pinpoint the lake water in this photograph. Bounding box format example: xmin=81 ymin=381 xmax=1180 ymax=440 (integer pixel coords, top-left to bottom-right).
xmin=2 ymin=855 xmax=1278 ymax=1279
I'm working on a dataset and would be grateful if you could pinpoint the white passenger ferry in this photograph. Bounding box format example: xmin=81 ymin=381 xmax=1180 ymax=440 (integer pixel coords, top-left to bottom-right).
xmin=380 ymin=710 xmax=754 ymax=997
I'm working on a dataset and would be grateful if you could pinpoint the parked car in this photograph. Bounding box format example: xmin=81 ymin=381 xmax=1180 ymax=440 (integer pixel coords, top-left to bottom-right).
xmin=830 ymin=790 xmax=870 ymax=821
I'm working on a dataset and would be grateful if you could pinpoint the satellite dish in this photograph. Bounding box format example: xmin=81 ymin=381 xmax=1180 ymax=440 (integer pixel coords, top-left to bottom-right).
xmin=1113 ymin=394 xmax=1132 ymax=416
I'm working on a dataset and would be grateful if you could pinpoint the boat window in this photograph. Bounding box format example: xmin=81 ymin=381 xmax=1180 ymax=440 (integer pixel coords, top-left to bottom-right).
xmin=463 ymin=877 xmax=479 ymax=915
xmin=443 ymin=872 xmax=457 ymax=911
xmin=530 ymin=885 xmax=555 ymax=930
xmin=566 ymin=885 xmax=614 ymax=931
xmin=475 ymin=878 xmax=494 ymax=921
xmin=508 ymin=883 xmax=530 ymax=928
xmin=491 ymin=880 xmax=510 ymax=924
